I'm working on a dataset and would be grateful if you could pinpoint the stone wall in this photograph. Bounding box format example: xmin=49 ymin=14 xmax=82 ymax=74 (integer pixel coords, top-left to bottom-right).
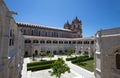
xmin=95 ymin=27 xmax=120 ymax=78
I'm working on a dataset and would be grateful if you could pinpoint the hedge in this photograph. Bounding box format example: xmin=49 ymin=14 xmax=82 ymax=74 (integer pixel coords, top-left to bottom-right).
xmin=27 ymin=64 xmax=52 ymax=71
xmin=66 ymin=56 xmax=89 ymax=61
xmin=71 ymin=56 xmax=93 ymax=63
xmin=27 ymin=60 xmax=55 ymax=67
xmin=66 ymin=57 xmax=77 ymax=61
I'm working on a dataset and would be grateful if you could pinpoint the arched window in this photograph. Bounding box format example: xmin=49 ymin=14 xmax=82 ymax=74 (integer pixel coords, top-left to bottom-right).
xmin=33 ymin=40 xmax=39 ymax=43
xmin=53 ymin=40 xmax=58 ymax=44
xmin=24 ymin=39 xmax=31 ymax=43
xmin=24 ymin=51 xmax=28 ymax=57
xmin=91 ymin=41 xmax=94 ymax=44
xmin=64 ymin=41 xmax=68 ymax=44
xmin=69 ymin=41 xmax=71 ymax=44
xmin=59 ymin=41 xmax=63 ymax=44
xmin=9 ymin=29 xmax=15 ymax=46
xmin=72 ymin=41 xmax=76 ymax=44
xmin=47 ymin=51 xmax=50 ymax=54
xmin=77 ymin=41 xmax=82 ymax=44
xmin=46 ymin=40 xmax=51 ymax=44
xmin=115 ymin=49 xmax=120 ymax=69
xmin=40 ymin=40 xmax=45 ymax=44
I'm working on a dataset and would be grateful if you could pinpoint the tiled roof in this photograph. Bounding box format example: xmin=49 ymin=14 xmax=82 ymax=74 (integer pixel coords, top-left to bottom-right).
xmin=17 ymin=22 xmax=72 ymax=32
xmin=24 ymin=35 xmax=95 ymax=41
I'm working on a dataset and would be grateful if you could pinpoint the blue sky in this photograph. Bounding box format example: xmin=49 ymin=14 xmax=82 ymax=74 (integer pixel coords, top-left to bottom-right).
xmin=4 ymin=0 xmax=120 ymax=37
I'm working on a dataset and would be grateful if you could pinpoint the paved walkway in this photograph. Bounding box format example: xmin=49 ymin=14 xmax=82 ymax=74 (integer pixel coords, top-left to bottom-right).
xmin=21 ymin=55 xmax=95 ymax=78
xmin=66 ymin=61 xmax=95 ymax=78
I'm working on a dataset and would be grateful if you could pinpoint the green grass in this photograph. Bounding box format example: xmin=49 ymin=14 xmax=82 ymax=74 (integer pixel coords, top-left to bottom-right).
xmin=76 ymin=59 xmax=94 ymax=72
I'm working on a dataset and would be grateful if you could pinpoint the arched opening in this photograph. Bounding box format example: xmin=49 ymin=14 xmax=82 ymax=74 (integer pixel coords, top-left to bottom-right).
xmin=53 ymin=51 xmax=57 ymax=54
xmin=59 ymin=50 xmax=63 ymax=54
xmin=47 ymin=51 xmax=50 ymax=54
xmin=24 ymin=39 xmax=31 ymax=43
xmin=46 ymin=40 xmax=51 ymax=44
xmin=64 ymin=50 xmax=67 ymax=52
xmin=35 ymin=50 xmax=38 ymax=55
xmin=24 ymin=51 xmax=28 ymax=57
xmin=116 ymin=53 xmax=120 ymax=69
xmin=79 ymin=51 xmax=81 ymax=54
xmin=115 ymin=49 xmax=120 ymax=69
xmin=84 ymin=51 xmax=88 ymax=55
xmin=33 ymin=40 xmax=39 ymax=43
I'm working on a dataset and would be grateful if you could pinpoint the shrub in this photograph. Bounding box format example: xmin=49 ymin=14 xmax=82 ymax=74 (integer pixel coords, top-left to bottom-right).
xmin=27 ymin=64 xmax=52 ymax=71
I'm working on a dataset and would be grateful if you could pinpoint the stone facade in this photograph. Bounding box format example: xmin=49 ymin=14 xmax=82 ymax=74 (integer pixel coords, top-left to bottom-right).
xmin=0 ymin=0 xmax=24 ymax=78
xmin=17 ymin=21 xmax=95 ymax=57
xmin=24 ymin=36 xmax=95 ymax=57
xmin=95 ymin=27 xmax=120 ymax=78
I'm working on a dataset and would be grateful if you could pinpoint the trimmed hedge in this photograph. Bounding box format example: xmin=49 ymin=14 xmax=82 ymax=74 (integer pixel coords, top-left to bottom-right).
xmin=27 ymin=64 xmax=52 ymax=71
xmin=71 ymin=56 xmax=93 ymax=63
xmin=27 ymin=60 xmax=55 ymax=67
xmin=66 ymin=57 xmax=77 ymax=61
xmin=66 ymin=56 xmax=89 ymax=61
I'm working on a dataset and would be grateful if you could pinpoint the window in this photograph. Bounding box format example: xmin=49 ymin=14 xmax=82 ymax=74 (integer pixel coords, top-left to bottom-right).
xmin=116 ymin=54 xmax=120 ymax=69
xmin=33 ymin=40 xmax=39 ymax=43
xmin=72 ymin=41 xmax=76 ymax=44
xmin=31 ymin=30 xmax=33 ymax=35
xmin=24 ymin=29 xmax=26 ymax=35
xmin=24 ymin=39 xmax=31 ymax=43
xmin=9 ymin=29 xmax=14 ymax=46
xmin=116 ymin=49 xmax=120 ymax=69
xmin=91 ymin=41 xmax=94 ymax=44
xmin=46 ymin=40 xmax=51 ymax=44
xmin=64 ymin=41 xmax=68 ymax=44
xmin=39 ymin=31 xmax=41 ymax=36
xmin=40 ymin=40 xmax=45 ymax=44
xmin=77 ymin=41 xmax=82 ymax=44
xmin=59 ymin=41 xmax=63 ymax=44
xmin=53 ymin=40 xmax=58 ymax=44
xmin=69 ymin=41 xmax=71 ymax=44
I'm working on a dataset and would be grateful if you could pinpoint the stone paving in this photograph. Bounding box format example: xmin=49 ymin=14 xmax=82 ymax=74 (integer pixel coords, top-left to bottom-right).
xmin=21 ymin=55 xmax=95 ymax=78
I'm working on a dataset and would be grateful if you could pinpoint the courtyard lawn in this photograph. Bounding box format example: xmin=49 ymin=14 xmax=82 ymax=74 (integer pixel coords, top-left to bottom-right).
xmin=76 ymin=59 xmax=94 ymax=72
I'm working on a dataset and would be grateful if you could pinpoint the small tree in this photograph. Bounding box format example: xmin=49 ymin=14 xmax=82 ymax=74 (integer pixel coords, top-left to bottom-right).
xmin=49 ymin=58 xmax=70 ymax=78
xmin=65 ymin=49 xmax=74 ymax=57
xmin=32 ymin=53 xmax=35 ymax=61
xmin=48 ymin=53 xmax=54 ymax=60
xmin=39 ymin=51 xmax=46 ymax=60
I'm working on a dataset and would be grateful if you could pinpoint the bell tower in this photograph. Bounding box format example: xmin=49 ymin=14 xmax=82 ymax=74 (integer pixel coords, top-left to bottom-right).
xmin=71 ymin=16 xmax=82 ymax=37
xmin=63 ymin=16 xmax=82 ymax=38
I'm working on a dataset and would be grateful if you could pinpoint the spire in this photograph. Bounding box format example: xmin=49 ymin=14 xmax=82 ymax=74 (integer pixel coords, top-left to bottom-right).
xmin=72 ymin=16 xmax=80 ymax=24
xmin=66 ymin=20 xmax=69 ymax=25
xmin=75 ymin=16 xmax=78 ymax=20
xmin=64 ymin=20 xmax=70 ymax=29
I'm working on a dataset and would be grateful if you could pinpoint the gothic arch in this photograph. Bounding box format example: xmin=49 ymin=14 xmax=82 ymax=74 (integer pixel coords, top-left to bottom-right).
xmin=107 ymin=46 xmax=120 ymax=70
